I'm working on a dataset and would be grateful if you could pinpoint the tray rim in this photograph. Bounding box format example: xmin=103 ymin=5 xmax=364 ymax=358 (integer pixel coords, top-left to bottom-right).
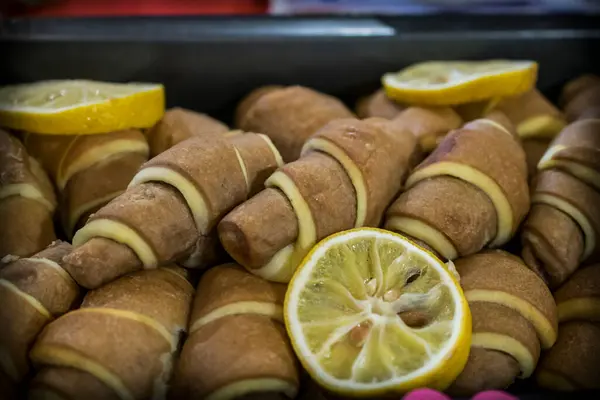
xmin=1 ymin=14 xmax=600 ymax=43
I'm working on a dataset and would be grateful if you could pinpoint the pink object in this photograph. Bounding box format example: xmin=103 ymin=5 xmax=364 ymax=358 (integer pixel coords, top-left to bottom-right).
xmin=403 ymin=389 xmax=451 ymax=400
xmin=472 ymin=390 xmax=519 ymax=400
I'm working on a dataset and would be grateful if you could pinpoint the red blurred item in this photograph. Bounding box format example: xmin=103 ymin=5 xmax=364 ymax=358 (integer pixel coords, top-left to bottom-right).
xmin=4 ymin=0 xmax=268 ymax=16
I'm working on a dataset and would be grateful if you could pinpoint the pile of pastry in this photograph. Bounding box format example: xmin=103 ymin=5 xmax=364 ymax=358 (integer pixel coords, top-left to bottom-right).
xmin=1 ymin=68 xmax=600 ymax=399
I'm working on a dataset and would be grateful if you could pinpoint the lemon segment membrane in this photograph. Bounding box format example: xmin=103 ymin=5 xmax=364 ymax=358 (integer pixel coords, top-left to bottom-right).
xmin=285 ymin=228 xmax=471 ymax=396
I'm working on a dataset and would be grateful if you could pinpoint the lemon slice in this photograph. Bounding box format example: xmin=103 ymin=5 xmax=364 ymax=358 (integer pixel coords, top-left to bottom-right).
xmin=0 ymin=80 xmax=165 ymax=135
xmin=382 ymin=60 xmax=538 ymax=106
xmin=284 ymin=228 xmax=471 ymax=397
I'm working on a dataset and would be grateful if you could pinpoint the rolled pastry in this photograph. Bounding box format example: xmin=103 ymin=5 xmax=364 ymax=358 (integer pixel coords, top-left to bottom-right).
xmin=536 ymin=265 xmax=600 ymax=391
xmin=385 ymin=116 xmax=529 ymax=259
xmin=66 ymin=133 xmax=282 ymax=288
xmin=146 ymin=107 xmax=229 ymax=157
xmin=29 ymin=267 xmax=194 ymax=400
xmin=522 ymin=169 xmax=600 ymax=288
xmin=62 ymin=152 xmax=148 ymax=236
xmin=237 ymin=85 xmax=354 ymax=162
xmin=0 ymin=241 xmax=79 ymax=383
xmin=561 ymin=75 xmax=600 ymax=122
xmin=355 ymin=88 xmax=405 ymax=119
xmin=171 ymin=264 xmax=299 ymax=400
xmin=492 ymin=89 xmax=566 ymax=140
xmin=23 ymin=129 xmax=149 ymax=238
xmin=537 ymin=119 xmax=600 ymax=190
xmin=0 ymin=130 xmax=57 ymax=261
xmin=391 ymin=106 xmax=463 ymax=152
xmin=449 ymin=251 xmax=557 ymax=396
xmin=219 ymin=118 xmax=421 ymax=283
xmin=560 ymin=74 xmax=600 ymax=108
xmin=235 ymin=86 xmax=283 ymax=128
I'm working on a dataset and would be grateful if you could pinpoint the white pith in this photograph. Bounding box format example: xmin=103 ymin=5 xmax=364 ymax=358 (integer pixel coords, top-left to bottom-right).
xmin=286 ymin=229 xmax=465 ymax=392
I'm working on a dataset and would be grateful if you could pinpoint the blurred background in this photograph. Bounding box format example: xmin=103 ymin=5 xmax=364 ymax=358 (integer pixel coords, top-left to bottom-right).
xmin=1 ymin=0 xmax=599 ymax=16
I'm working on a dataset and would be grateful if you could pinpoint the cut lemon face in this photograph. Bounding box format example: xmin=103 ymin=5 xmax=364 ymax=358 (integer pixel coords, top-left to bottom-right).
xmin=284 ymin=228 xmax=471 ymax=397
xmin=0 ymin=80 xmax=165 ymax=135
xmin=382 ymin=60 xmax=538 ymax=106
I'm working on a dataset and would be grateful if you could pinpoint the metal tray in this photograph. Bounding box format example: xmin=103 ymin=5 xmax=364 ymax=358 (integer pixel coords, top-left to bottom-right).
xmin=1 ymin=14 xmax=600 ymax=400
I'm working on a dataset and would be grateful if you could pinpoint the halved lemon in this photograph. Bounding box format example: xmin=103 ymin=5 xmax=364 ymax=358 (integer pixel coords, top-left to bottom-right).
xmin=284 ymin=228 xmax=471 ymax=397
xmin=382 ymin=60 xmax=538 ymax=106
xmin=0 ymin=80 xmax=165 ymax=134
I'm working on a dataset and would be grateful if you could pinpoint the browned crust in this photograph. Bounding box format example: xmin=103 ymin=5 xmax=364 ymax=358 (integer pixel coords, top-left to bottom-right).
xmin=238 ymin=86 xmax=354 ymax=162
xmin=218 ymin=188 xmax=298 ymax=269
xmin=0 ymin=196 xmax=56 ymax=261
xmin=522 ymin=139 xmax=550 ymax=179
xmin=534 ymin=169 xmax=600 ymax=256
xmin=31 ymin=311 xmax=172 ymax=400
xmin=146 ymin=108 xmax=229 ymax=157
xmin=554 ymin=264 xmax=600 ymax=304
xmin=0 ymin=241 xmax=78 ymax=315
xmin=171 ymin=314 xmax=298 ymax=399
xmin=537 ymin=321 xmax=600 ymax=390
xmin=57 ymin=129 xmax=147 ymax=184
xmin=577 ymin=106 xmax=600 ymax=121
xmin=455 ymin=250 xmax=558 ymax=335
xmin=89 ymin=182 xmax=198 ymax=264
xmin=0 ymin=281 xmax=49 ymax=381
xmin=391 ymin=106 xmax=463 ymax=152
xmin=0 ymin=130 xmax=57 ymax=207
xmin=309 ymin=117 xmax=419 ymax=227
xmin=22 ymin=132 xmax=73 ymax=181
xmin=62 ymin=237 xmax=143 ymax=289
xmin=279 ymin=152 xmax=356 ymax=240
xmin=190 ymin=264 xmax=287 ymax=322
xmin=483 ymin=111 xmax=518 ymax=138
xmin=172 ymin=264 xmax=297 ymax=399
xmin=522 ymin=204 xmax=584 ymax=289
xmin=355 ymin=89 xmax=405 ymax=120
xmin=560 ymin=74 xmax=600 ymax=108
xmin=230 ymin=133 xmax=281 ymax=197
xmin=385 ymin=176 xmax=497 ymax=257
xmin=30 ymin=367 xmax=120 ymax=400
xmin=138 ymin=135 xmax=247 ymax=227
xmin=447 ymin=347 xmax=519 ymax=396
xmin=235 ymin=86 xmax=284 ymax=128
xmin=470 ymin=302 xmax=541 ymax=368
xmin=565 ymin=85 xmax=600 ymax=122
xmin=62 ymin=152 xmax=148 ymax=237
xmin=181 ymin=228 xmax=227 ymax=269
xmin=413 ymin=123 xmax=529 ymax=238
xmin=82 ymin=268 xmax=193 ymax=334
xmin=545 ymin=119 xmax=600 ymax=172
xmin=493 ymin=89 xmax=563 ymax=126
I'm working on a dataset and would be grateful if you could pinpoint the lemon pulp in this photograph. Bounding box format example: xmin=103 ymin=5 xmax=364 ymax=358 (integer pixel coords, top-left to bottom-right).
xmin=285 ymin=228 xmax=471 ymax=396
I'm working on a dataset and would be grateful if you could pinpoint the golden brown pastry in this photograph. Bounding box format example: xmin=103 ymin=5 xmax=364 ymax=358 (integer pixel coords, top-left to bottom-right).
xmin=0 ymin=241 xmax=79 ymax=384
xmin=219 ymin=118 xmax=421 ymax=283
xmin=171 ymin=264 xmax=299 ymax=400
xmin=385 ymin=116 xmax=529 ymax=260
xmin=237 ymin=85 xmax=354 ymax=162
xmin=29 ymin=267 xmax=194 ymax=400
xmin=391 ymin=106 xmax=463 ymax=152
xmin=449 ymin=251 xmax=557 ymax=396
xmin=23 ymin=129 xmax=149 ymax=238
xmin=522 ymin=120 xmax=600 ymax=288
xmin=65 ymin=132 xmax=282 ymax=288
xmin=0 ymin=130 xmax=57 ymax=261
xmin=146 ymin=107 xmax=230 ymax=157
xmin=355 ymin=88 xmax=405 ymax=119
xmin=536 ymin=265 xmax=600 ymax=391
